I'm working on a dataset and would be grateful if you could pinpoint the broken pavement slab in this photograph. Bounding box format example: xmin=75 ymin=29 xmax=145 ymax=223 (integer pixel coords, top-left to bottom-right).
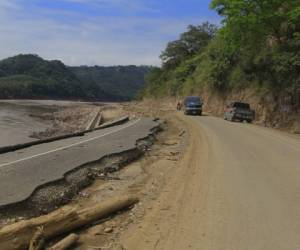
xmin=0 ymin=118 xmax=159 ymax=209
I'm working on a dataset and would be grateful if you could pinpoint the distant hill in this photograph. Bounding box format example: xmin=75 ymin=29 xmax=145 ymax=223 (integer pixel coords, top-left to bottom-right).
xmin=70 ymin=65 xmax=151 ymax=100
xmin=0 ymin=54 xmax=151 ymax=101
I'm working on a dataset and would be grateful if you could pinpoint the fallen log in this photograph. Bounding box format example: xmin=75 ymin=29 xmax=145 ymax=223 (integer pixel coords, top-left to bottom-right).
xmin=0 ymin=195 xmax=138 ymax=250
xmin=49 ymin=233 xmax=79 ymax=250
xmin=29 ymin=227 xmax=45 ymax=250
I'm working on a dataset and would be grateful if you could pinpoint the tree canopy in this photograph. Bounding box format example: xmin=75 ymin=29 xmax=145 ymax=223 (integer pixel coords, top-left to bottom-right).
xmin=141 ymin=0 xmax=300 ymax=101
xmin=211 ymin=0 xmax=300 ymax=48
xmin=160 ymin=22 xmax=218 ymax=68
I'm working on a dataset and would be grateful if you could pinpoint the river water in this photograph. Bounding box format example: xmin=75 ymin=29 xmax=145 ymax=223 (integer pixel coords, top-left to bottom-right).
xmin=0 ymin=100 xmax=62 ymax=147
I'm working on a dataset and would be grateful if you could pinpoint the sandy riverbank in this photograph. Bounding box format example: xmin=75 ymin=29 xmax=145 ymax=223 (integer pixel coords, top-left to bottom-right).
xmin=0 ymin=100 xmax=126 ymax=145
xmin=0 ymin=101 xmax=54 ymax=147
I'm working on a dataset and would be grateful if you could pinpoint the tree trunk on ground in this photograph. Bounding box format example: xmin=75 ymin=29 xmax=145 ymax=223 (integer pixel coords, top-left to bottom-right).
xmin=49 ymin=233 xmax=79 ymax=250
xmin=29 ymin=227 xmax=45 ymax=250
xmin=0 ymin=195 xmax=138 ymax=250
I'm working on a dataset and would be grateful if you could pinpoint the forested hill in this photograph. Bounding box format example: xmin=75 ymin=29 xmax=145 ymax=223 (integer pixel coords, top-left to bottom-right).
xmin=141 ymin=0 xmax=300 ymax=103
xmin=70 ymin=65 xmax=150 ymax=100
xmin=0 ymin=54 xmax=151 ymax=101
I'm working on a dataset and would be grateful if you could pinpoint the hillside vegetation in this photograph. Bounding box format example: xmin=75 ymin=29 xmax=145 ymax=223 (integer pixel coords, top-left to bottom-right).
xmin=71 ymin=65 xmax=150 ymax=100
xmin=0 ymin=54 xmax=151 ymax=101
xmin=141 ymin=0 xmax=300 ymax=111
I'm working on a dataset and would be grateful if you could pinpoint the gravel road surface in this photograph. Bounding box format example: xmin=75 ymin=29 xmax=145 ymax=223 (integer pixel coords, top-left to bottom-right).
xmin=121 ymin=114 xmax=300 ymax=250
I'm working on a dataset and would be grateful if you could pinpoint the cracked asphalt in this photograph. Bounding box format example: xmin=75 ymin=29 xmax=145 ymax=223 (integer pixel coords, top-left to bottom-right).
xmin=0 ymin=118 xmax=158 ymax=207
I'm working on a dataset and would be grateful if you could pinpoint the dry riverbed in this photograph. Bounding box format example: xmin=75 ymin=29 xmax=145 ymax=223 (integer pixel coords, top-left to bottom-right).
xmin=0 ymin=100 xmax=127 ymax=146
xmin=0 ymin=99 xmax=165 ymax=146
xmin=31 ymin=103 xmax=126 ymax=139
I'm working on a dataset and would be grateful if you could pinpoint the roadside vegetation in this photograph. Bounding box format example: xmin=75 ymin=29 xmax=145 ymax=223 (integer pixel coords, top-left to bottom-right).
xmin=141 ymin=0 xmax=300 ymax=109
xmin=0 ymin=54 xmax=151 ymax=101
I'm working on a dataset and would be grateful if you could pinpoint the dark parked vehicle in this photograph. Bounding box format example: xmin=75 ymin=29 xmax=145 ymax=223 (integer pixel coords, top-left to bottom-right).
xmin=224 ymin=101 xmax=255 ymax=123
xmin=184 ymin=96 xmax=203 ymax=115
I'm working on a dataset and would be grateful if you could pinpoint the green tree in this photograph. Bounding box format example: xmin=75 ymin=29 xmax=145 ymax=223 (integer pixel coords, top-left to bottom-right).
xmin=160 ymin=22 xmax=217 ymax=67
xmin=211 ymin=0 xmax=300 ymax=48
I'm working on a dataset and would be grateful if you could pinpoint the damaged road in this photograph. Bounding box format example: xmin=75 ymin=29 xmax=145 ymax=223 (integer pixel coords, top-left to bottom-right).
xmin=0 ymin=118 xmax=159 ymax=215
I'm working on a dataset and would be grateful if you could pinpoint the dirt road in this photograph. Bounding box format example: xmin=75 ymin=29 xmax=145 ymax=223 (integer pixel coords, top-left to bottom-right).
xmin=120 ymin=113 xmax=300 ymax=250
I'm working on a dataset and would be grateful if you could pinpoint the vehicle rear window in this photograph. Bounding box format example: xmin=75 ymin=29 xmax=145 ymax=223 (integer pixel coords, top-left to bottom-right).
xmin=233 ymin=102 xmax=250 ymax=109
xmin=185 ymin=96 xmax=201 ymax=103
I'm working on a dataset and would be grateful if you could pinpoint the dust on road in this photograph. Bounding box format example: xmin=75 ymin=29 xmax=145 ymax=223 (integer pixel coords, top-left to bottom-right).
xmin=118 ymin=110 xmax=300 ymax=250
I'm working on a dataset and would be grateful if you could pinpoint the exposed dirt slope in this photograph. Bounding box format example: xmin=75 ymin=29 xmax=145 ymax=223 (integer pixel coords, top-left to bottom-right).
xmin=201 ymin=87 xmax=300 ymax=134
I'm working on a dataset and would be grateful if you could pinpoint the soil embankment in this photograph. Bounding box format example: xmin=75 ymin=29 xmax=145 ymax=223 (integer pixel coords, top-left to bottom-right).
xmin=200 ymin=87 xmax=300 ymax=134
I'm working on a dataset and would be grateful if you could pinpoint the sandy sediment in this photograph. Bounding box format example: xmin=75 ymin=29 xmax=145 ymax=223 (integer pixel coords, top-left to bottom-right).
xmin=30 ymin=105 xmax=98 ymax=139
xmin=30 ymin=103 xmax=127 ymax=139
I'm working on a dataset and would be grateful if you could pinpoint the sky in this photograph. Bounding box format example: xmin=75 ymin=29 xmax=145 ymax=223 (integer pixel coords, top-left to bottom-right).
xmin=0 ymin=0 xmax=220 ymax=66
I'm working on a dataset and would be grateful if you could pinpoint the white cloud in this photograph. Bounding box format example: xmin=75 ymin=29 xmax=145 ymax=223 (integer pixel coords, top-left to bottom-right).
xmin=0 ymin=0 xmax=217 ymax=66
xmin=62 ymin=0 xmax=159 ymax=14
xmin=0 ymin=0 xmax=20 ymax=9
